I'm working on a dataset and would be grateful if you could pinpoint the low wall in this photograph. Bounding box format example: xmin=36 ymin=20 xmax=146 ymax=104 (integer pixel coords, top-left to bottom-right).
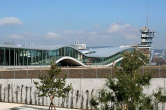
xmin=0 ymin=78 xmax=166 ymax=109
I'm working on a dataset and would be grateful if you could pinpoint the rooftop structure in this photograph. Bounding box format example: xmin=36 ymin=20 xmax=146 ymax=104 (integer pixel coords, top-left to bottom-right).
xmin=70 ymin=41 xmax=86 ymax=50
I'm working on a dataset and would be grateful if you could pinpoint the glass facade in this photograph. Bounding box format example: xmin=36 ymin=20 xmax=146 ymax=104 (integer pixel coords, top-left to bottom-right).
xmin=0 ymin=46 xmax=133 ymax=66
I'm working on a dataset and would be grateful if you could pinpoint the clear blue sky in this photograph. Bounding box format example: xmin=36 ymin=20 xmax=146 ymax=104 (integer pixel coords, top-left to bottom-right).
xmin=0 ymin=0 xmax=165 ymax=49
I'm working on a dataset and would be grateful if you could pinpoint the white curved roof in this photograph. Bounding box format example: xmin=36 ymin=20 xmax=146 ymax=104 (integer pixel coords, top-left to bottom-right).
xmin=0 ymin=44 xmax=132 ymax=58
xmin=80 ymin=46 xmax=131 ymax=57
xmin=55 ymin=56 xmax=86 ymax=67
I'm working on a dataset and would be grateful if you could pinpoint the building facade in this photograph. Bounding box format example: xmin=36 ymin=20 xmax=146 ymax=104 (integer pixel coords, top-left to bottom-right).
xmin=0 ymin=45 xmax=133 ymax=67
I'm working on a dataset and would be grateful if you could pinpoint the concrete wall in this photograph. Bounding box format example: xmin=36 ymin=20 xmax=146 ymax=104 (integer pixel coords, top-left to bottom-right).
xmin=0 ymin=78 xmax=165 ymax=109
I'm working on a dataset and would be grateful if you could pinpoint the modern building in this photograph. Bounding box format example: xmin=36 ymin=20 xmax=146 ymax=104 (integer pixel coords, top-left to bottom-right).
xmin=0 ymin=44 xmax=133 ymax=67
xmin=138 ymin=27 xmax=155 ymax=61
xmin=140 ymin=27 xmax=155 ymax=47
xmin=0 ymin=25 xmax=155 ymax=67
xmin=121 ymin=26 xmax=156 ymax=61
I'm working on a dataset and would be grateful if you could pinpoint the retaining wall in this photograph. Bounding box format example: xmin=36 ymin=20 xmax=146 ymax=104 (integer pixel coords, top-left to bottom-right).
xmin=0 ymin=78 xmax=166 ymax=109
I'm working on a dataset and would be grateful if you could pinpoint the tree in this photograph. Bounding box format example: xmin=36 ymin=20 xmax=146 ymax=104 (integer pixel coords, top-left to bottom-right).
xmin=154 ymin=87 xmax=166 ymax=109
xmin=34 ymin=61 xmax=71 ymax=110
xmin=90 ymin=49 xmax=166 ymax=110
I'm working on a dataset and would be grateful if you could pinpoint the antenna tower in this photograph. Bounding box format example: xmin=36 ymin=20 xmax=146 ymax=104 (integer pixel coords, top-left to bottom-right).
xmin=139 ymin=0 xmax=156 ymax=62
xmin=147 ymin=0 xmax=149 ymax=29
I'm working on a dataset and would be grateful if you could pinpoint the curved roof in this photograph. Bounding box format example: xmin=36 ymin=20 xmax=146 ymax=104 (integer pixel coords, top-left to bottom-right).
xmin=55 ymin=56 xmax=86 ymax=66
xmin=80 ymin=46 xmax=131 ymax=57
xmin=0 ymin=44 xmax=132 ymax=58
xmin=0 ymin=44 xmax=64 ymax=50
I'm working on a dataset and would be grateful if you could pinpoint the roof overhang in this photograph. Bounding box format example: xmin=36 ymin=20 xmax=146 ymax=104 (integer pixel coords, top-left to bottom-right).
xmin=55 ymin=56 xmax=86 ymax=67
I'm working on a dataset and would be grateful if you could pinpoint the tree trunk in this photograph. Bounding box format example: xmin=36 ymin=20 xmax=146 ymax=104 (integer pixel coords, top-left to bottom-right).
xmin=49 ymin=96 xmax=56 ymax=110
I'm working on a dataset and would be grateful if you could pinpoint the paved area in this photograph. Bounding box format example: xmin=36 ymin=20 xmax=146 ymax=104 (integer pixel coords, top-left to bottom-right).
xmin=0 ymin=102 xmax=79 ymax=110
xmin=0 ymin=102 xmax=25 ymax=110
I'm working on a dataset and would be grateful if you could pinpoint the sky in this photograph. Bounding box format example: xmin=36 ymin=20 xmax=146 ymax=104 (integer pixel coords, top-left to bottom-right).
xmin=0 ymin=0 xmax=165 ymax=49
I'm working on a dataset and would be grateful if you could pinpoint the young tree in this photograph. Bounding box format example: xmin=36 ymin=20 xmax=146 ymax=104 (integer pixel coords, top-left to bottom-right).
xmin=153 ymin=87 xmax=166 ymax=109
xmin=34 ymin=61 xmax=71 ymax=110
xmin=90 ymin=49 xmax=162 ymax=110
